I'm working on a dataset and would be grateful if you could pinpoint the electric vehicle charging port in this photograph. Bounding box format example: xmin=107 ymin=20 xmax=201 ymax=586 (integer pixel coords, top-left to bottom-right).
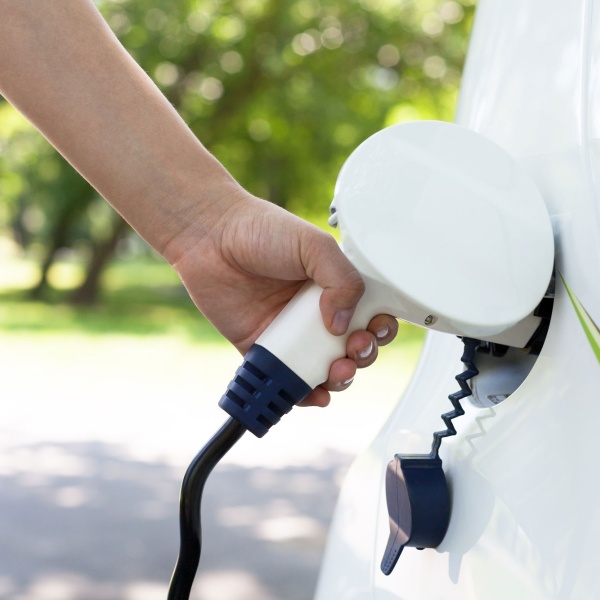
xmin=468 ymin=279 xmax=554 ymax=409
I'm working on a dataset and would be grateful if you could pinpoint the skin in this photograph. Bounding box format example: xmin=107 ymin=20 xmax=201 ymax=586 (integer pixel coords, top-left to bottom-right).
xmin=0 ymin=0 xmax=399 ymax=406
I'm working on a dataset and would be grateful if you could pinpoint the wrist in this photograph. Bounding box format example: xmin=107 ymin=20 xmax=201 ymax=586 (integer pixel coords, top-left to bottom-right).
xmin=151 ymin=166 xmax=247 ymax=268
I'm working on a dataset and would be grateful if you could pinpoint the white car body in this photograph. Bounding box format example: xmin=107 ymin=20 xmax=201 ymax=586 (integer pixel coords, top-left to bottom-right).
xmin=315 ymin=0 xmax=600 ymax=598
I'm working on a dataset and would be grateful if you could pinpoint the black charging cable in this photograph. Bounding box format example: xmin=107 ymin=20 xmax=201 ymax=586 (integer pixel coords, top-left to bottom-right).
xmin=167 ymin=343 xmax=311 ymax=599
xmin=167 ymin=417 xmax=246 ymax=600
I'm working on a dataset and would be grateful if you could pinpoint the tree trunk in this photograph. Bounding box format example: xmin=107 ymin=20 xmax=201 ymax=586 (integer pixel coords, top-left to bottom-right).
xmin=12 ymin=197 xmax=30 ymax=251
xmin=29 ymin=207 xmax=73 ymax=300
xmin=69 ymin=216 xmax=129 ymax=305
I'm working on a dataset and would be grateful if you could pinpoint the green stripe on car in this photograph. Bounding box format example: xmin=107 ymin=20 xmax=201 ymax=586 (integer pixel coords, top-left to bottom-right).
xmin=561 ymin=273 xmax=600 ymax=364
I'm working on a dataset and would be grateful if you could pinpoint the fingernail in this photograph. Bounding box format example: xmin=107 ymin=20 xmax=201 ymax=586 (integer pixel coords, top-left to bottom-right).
xmin=332 ymin=309 xmax=354 ymax=335
xmin=338 ymin=377 xmax=354 ymax=389
xmin=357 ymin=341 xmax=374 ymax=359
xmin=375 ymin=325 xmax=389 ymax=340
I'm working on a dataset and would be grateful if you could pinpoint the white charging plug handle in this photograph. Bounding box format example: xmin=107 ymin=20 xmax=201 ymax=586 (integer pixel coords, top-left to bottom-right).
xmin=255 ymin=280 xmax=385 ymax=389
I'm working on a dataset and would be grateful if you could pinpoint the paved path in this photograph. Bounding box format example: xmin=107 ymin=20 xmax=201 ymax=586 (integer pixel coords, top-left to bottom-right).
xmin=0 ymin=333 xmax=420 ymax=600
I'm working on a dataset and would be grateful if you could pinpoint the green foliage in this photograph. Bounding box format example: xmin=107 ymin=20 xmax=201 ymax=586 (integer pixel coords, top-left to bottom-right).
xmin=0 ymin=0 xmax=476 ymax=294
xmin=0 ymin=105 xmax=100 ymax=256
xmin=97 ymin=0 xmax=475 ymax=213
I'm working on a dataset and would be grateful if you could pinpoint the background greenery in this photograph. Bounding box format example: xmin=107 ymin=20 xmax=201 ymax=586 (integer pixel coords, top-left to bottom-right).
xmin=0 ymin=0 xmax=475 ymax=339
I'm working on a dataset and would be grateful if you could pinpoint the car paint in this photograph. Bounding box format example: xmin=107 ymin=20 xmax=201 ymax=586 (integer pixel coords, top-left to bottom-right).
xmin=315 ymin=0 xmax=600 ymax=598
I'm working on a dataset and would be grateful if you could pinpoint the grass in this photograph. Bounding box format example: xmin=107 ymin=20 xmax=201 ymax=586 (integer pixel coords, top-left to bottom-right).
xmin=0 ymin=256 xmax=225 ymax=342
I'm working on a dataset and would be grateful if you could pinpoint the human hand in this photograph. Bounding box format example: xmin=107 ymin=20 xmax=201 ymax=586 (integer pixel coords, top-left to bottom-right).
xmin=169 ymin=190 xmax=398 ymax=407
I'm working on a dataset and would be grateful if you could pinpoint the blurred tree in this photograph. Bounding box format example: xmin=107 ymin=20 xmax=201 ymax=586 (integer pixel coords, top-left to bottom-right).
xmin=29 ymin=162 xmax=97 ymax=300
xmin=0 ymin=0 xmax=476 ymax=302
xmin=0 ymin=109 xmax=101 ymax=297
xmin=70 ymin=214 xmax=130 ymax=304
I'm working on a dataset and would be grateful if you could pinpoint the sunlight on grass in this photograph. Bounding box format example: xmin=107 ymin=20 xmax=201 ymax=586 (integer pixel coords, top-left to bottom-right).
xmin=0 ymin=256 xmax=39 ymax=289
xmin=0 ymin=256 xmax=226 ymax=342
xmin=0 ymin=254 xmax=85 ymax=290
xmin=103 ymin=256 xmax=182 ymax=290
xmin=47 ymin=261 xmax=85 ymax=289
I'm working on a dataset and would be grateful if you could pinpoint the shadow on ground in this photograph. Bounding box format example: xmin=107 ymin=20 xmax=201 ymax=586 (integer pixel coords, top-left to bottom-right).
xmin=0 ymin=440 xmax=351 ymax=600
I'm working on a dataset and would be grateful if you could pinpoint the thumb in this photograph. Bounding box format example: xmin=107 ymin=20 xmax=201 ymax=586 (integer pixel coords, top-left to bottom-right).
xmin=302 ymin=229 xmax=365 ymax=336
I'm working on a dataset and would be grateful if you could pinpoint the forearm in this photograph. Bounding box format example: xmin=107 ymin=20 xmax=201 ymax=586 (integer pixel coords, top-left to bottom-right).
xmin=0 ymin=0 xmax=240 ymax=260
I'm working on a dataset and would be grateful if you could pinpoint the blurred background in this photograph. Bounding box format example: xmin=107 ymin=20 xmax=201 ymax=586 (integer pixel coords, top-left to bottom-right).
xmin=0 ymin=0 xmax=475 ymax=598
